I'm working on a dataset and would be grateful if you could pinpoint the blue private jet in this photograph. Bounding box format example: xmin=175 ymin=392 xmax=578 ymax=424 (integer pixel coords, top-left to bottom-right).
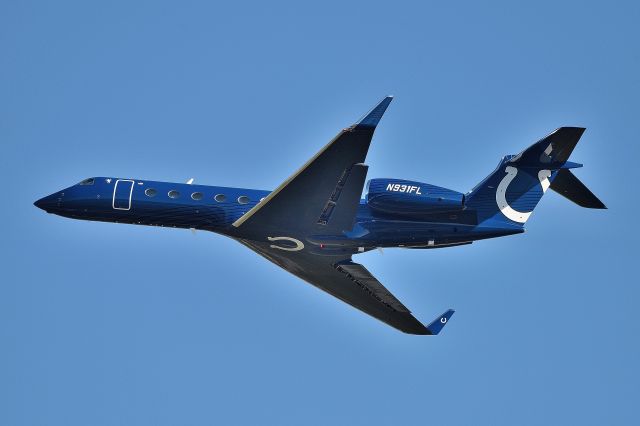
xmin=35 ymin=97 xmax=605 ymax=335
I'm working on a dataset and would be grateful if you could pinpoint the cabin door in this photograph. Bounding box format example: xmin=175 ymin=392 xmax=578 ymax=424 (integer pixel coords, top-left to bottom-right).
xmin=112 ymin=179 xmax=135 ymax=210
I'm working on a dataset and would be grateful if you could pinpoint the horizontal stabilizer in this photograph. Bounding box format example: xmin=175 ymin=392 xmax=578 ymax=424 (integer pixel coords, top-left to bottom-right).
xmin=426 ymin=309 xmax=455 ymax=335
xmin=510 ymin=127 xmax=585 ymax=169
xmin=550 ymin=169 xmax=606 ymax=209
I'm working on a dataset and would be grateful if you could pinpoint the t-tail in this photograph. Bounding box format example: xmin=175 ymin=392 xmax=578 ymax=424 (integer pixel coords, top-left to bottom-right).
xmin=465 ymin=127 xmax=606 ymax=228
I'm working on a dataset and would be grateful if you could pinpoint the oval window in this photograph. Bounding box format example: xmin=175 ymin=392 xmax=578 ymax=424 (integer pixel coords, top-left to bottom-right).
xmin=191 ymin=192 xmax=203 ymax=200
xmin=214 ymin=194 xmax=226 ymax=203
xmin=237 ymin=196 xmax=250 ymax=204
xmin=168 ymin=190 xmax=180 ymax=199
xmin=145 ymin=188 xmax=157 ymax=197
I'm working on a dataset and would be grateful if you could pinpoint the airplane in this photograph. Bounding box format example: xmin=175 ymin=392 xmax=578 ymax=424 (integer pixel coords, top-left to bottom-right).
xmin=34 ymin=96 xmax=606 ymax=335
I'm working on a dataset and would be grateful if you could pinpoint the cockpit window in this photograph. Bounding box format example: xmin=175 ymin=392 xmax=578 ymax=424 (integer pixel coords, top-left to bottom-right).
xmin=79 ymin=178 xmax=95 ymax=186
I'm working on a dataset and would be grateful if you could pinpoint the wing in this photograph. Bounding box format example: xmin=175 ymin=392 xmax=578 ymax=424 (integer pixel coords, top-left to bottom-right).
xmin=238 ymin=239 xmax=454 ymax=335
xmin=232 ymin=96 xmax=393 ymax=235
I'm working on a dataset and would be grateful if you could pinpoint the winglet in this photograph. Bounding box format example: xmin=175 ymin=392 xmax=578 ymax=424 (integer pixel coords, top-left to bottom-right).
xmin=354 ymin=96 xmax=393 ymax=129
xmin=426 ymin=309 xmax=455 ymax=335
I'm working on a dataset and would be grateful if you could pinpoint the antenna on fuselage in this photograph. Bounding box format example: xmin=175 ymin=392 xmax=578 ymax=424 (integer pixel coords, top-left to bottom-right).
xmin=187 ymin=178 xmax=195 ymax=233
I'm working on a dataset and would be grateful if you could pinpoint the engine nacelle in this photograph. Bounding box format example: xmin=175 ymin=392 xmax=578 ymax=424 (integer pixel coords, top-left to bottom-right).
xmin=366 ymin=178 xmax=464 ymax=215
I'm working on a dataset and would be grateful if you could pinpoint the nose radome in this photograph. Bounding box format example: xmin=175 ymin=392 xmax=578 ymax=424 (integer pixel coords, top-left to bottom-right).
xmin=34 ymin=194 xmax=58 ymax=212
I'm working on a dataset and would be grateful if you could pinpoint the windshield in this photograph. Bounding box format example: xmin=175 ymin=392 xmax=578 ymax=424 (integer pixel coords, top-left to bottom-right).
xmin=78 ymin=178 xmax=95 ymax=185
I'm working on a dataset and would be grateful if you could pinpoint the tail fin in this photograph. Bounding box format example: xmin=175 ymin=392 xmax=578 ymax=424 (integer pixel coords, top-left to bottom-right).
xmin=465 ymin=127 xmax=605 ymax=227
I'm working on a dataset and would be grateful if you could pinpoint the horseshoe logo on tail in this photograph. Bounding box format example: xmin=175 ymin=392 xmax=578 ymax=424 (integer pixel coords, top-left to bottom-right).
xmin=496 ymin=166 xmax=551 ymax=223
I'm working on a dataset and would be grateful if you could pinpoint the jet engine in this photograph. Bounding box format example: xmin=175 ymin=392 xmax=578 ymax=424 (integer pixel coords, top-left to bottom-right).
xmin=366 ymin=178 xmax=464 ymax=215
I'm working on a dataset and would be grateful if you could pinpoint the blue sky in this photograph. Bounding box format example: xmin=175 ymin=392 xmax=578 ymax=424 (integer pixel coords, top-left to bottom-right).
xmin=1 ymin=1 xmax=639 ymax=424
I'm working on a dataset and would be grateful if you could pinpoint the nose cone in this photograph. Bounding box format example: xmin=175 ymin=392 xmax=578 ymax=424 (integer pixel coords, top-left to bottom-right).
xmin=34 ymin=194 xmax=59 ymax=212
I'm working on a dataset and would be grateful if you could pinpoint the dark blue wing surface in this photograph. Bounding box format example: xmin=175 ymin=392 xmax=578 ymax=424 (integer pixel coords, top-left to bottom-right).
xmin=232 ymin=97 xmax=393 ymax=236
xmin=238 ymin=238 xmax=451 ymax=335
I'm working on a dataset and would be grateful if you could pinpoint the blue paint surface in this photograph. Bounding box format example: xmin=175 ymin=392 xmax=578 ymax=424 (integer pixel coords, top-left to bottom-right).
xmin=2 ymin=1 xmax=639 ymax=425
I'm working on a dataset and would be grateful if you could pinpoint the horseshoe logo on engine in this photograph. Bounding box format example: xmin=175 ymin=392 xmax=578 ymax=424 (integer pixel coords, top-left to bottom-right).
xmin=267 ymin=236 xmax=305 ymax=252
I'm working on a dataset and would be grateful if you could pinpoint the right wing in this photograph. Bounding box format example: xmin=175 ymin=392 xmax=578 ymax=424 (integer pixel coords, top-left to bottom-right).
xmin=238 ymin=238 xmax=455 ymax=335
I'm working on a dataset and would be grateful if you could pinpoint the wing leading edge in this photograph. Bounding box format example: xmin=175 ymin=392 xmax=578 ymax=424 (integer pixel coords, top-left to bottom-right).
xmin=238 ymin=239 xmax=454 ymax=335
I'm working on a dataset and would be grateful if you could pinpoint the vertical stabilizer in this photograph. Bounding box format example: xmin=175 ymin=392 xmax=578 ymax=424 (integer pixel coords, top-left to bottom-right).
xmin=465 ymin=127 xmax=601 ymax=226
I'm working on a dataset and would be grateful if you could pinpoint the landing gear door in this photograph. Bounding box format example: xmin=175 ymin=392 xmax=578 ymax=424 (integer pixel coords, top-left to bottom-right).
xmin=113 ymin=179 xmax=135 ymax=210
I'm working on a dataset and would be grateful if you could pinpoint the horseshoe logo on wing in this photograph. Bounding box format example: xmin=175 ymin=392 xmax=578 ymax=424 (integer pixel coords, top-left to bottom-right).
xmin=268 ymin=236 xmax=305 ymax=252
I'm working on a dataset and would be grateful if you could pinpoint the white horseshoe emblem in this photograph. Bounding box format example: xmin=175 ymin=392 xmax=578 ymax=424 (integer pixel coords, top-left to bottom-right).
xmin=440 ymin=317 xmax=447 ymax=324
xmin=267 ymin=236 xmax=305 ymax=252
xmin=496 ymin=166 xmax=551 ymax=223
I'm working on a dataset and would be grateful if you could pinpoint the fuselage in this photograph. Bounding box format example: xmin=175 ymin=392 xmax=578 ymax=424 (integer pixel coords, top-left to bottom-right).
xmin=35 ymin=176 xmax=522 ymax=254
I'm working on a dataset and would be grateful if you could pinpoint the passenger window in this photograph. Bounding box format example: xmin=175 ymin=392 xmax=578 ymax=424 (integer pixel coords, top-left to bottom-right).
xmin=191 ymin=192 xmax=203 ymax=200
xmin=145 ymin=188 xmax=157 ymax=197
xmin=214 ymin=194 xmax=226 ymax=203
xmin=168 ymin=190 xmax=180 ymax=199
xmin=237 ymin=196 xmax=250 ymax=204
xmin=79 ymin=178 xmax=95 ymax=186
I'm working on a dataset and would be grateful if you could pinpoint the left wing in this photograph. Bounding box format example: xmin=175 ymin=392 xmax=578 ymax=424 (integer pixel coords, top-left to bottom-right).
xmin=232 ymin=97 xmax=393 ymax=236
xmin=238 ymin=239 xmax=454 ymax=335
